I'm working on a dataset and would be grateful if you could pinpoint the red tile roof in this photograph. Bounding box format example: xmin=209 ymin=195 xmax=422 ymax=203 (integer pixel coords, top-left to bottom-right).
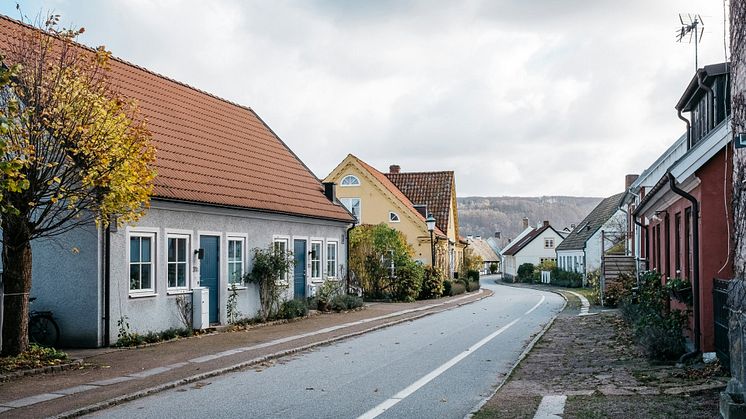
xmin=0 ymin=15 xmax=354 ymax=223
xmin=385 ymin=171 xmax=455 ymax=235
xmin=350 ymin=155 xmax=446 ymax=237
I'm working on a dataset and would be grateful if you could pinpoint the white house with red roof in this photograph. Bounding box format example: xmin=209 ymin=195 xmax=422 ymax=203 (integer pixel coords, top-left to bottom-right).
xmin=500 ymin=220 xmax=564 ymax=280
xmin=0 ymin=16 xmax=355 ymax=347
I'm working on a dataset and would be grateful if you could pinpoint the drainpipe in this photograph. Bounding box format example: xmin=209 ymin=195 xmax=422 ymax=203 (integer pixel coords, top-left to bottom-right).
xmin=667 ymin=173 xmax=701 ymax=360
xmin=345 ymin=224 xmax=355 ymax=295
xmin=697 ymin=71 xmax=715 ymax=132
xmin=678 ymin=109 xmax=691 ymax=149
xmin=104 ymin=224 xmax=111 ymax=346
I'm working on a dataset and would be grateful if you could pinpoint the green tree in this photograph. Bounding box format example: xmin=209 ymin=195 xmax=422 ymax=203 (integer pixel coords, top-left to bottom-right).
xmin=0 ymin=16 xmax=156 ymax=356
xmin=245 ymin=244 xmax=294 ymax=321
xmin=349 ymin=223 xmax=415 ymax=299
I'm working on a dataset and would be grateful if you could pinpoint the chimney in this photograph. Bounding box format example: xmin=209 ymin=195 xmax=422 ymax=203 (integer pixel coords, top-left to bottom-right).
xmin=467 ymin=235 xmax=473 ymax=240
xmin=495 ymin=231 xmax=501 ymax=239
xmin=625 ymin=174 xmax=639 ymax=190
xmin=389 ymin=165 xmax=401 ymax=174
xmin=475 ymin=235 xmax=481 ymax=240
xmin=543 ymin=220 xmax=549 ymax=228
xmin=323 ymin=182 xmax=336 ymax=203
xmin=571 ymin=224 xmax=576 ymax=230
xmin=522 ymin=217 xmax=529 ymax=229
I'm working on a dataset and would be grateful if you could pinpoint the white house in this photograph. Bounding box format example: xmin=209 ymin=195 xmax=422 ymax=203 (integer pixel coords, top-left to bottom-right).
xmin=556 ymin=193 xmax=626 ymax=276
xmin=501 ymin=221 xmax=564 ymax=280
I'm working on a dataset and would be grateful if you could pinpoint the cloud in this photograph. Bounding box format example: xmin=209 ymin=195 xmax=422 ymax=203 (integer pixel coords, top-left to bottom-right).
xmin=0 ymin=0 xmax=731 ymax=197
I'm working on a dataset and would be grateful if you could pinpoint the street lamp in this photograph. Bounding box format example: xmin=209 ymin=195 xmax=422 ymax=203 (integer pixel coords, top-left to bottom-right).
xmin=426 ymin=214 xmax=436 ymax=269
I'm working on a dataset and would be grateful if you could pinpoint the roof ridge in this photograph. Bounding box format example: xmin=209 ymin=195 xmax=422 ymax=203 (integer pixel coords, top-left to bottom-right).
xmin=0 ymin=13 xmax=254 ymax=114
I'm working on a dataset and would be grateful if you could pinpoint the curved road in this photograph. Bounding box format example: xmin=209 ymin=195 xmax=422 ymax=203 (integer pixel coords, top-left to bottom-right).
xmin=89 ymin=279 xmax=563 ymax=419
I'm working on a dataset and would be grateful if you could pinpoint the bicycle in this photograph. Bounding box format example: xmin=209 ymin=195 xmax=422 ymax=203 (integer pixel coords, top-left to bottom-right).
xmin=28 ymin=297 xmax=60 ymax=347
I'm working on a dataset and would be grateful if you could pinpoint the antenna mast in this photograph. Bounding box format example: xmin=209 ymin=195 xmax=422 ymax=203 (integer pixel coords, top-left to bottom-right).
xmin=676 ymin=13 xmax=705 ymax=70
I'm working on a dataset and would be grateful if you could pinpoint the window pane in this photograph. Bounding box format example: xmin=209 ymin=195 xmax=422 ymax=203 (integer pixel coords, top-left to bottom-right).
xmin=130 ymin=238 xmax=140 ymax=263
xmin=141 ymin=264 xmax=152 ymax=290
xmin=130 ymin=264 xmax=140 ymax=290
xmin=177 ymin=264 xmax=186 ymax=287
xmin=168 ymin=238 xmax=176 ymax=262
xmin=168 ymin=264 xmax=176 ymax=288
xmin=235 ymin=241 xmax=243 ymax=261
xmin=141 ymin=237 xmax=152 ymax=263
xmin=228 ymin=240 xmax=235 ymax=260
xmin=178 ymin=238 xmax=186 ymax=262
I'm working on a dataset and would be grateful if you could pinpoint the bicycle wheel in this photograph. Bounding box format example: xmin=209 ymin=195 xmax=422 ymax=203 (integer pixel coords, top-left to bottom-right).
xmin=28 ymin=314 xmax=60 ymax=347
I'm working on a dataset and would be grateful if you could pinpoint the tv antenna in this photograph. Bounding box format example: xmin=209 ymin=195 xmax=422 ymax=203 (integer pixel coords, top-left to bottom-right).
xmin=676 ymin=13 xmax=704 ymax=70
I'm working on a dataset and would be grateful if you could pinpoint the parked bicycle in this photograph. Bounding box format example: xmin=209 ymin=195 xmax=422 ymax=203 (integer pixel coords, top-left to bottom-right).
xmin=28 ymin=297 xmax=60 ymax=347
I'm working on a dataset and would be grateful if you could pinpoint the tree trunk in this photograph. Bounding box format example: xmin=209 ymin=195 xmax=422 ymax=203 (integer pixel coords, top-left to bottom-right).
xmin=1 ymin=221 xmax=33 ymax=356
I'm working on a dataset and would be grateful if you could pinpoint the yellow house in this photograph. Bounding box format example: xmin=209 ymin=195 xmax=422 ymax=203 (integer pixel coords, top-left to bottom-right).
xmin=324 ymin=154 xmax=467 ymax=277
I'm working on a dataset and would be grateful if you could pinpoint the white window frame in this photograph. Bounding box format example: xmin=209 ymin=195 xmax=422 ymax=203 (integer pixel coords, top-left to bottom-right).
xmin=326 ymin=241 xmax=338 ymax=278
xmin=340 ymin=197 xmax=361 ymax=222
xmin=166 ymin=233 xmax=191 ymax=291
xmin=273 ymin=236 xmax=290 ymax=282
xmin=227 ymin=235 xmax=247 ymax=286
xmin=129 ymin=231 xmax=156 ymax=296
xmin=310 ymin=240 xmax=323 ymax=280
xmin=389 ymin=212 xmax=400 ymax=223
xmin=340 ymin=174 xmax=360 ymax=187
xmin=544 ymin=238 xmax=554 ymax=249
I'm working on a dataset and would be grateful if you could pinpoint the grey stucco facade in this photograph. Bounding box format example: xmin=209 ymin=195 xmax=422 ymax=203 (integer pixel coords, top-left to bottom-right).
xmin=30 ymin=199 xmax=351 ymax=347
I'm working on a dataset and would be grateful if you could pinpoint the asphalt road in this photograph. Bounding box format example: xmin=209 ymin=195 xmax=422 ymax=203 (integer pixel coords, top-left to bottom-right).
xmin=88 ymin=280 xmax=564 ymax=419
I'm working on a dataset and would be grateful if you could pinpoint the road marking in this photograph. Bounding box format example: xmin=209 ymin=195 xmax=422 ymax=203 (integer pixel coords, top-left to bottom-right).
xmin=533 ymin=395 xmax=566 ymax=418
xmin=566 ymin=291 xmax=592 ymax=316
xmin=525 ymin=296 xmax=545 ymax=315
xmin=358 ymin=318 xmax=522 ymax=419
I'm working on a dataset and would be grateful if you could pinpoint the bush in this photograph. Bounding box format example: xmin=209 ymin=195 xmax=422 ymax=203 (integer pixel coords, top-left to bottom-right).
xmin=450 ymin=281 xmax=466 ymax=296
xmin=443 ymin=279 xmax=452 ymax=296
xmin=468 ymin=280 xmax=480 ymax=292
xmin=489 ymin=263 xmax=498 ymax=274
xmin=604 ymin=273 xmax=635 ymax=307
xmin=392 ymin=259 xmax=424 ymax=302
xmin=280 ymin=299 xmax=309 ymax=319
xmin=467 ymin=269 xmax=480 ymax=281
xmin=550 ymin=268 xmax=583 ymax=288
xmin=501 ymin=273 xmax=514 ymax=283
xmin=316 ymin=279 xmax=344 ymax=311
xmin=419 ymin=266 xmax=445 ymax=299
xmin=331 ymin=294 xmax=364 ymax=312
xmin=517 ymin=263 xmax=535 ymax=282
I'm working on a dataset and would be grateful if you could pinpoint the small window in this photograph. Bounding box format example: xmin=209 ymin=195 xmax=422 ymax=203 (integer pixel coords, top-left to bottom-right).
xmin=130 ymin=233 xmax=155 ymax=293
xmin=273 ymin=238 xmax=289 ymax=281
xmin=327 ymin=242 xmax=338 ymax=278
xmin=544 ymin=238 xmax=554 ymax=249
xmin=167 ymin=235 xmax=189 ymax=289
xmin=389 ymin=212 xmax=400 ymax=223
xmin=228 ymin=237 xmax=245 ymax=285
xmin=311 ymin=241 xmax=322 ymax=279
xmin=340 ymin=175 xmax=360 ymax=186
xmin=340 ymin=198 xmax=361 ymax=222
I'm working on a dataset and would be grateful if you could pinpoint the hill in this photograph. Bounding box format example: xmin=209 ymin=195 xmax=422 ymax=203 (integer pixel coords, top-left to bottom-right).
xmin=457 ymin=196 xmax=603 ymax=247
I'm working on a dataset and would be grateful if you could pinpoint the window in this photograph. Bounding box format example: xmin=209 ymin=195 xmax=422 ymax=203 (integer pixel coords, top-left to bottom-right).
xmin=273 ymin=238 xmax=289 ymax=281
xmin=228 ymin=237 xmax=245 ymax=285
xmin=310 ymin=241 xmax=322 ymax=279
xmin=327 ymin=242 xmax=338 ymax=278
xmin=544 ymin=238 xmax=554 ymax=249
xmin=167 ymin=235 xmax=189 ymax=289
xmin=130 ymin=233 xmax=155 ymax=293
xmin=340 ymin=198 xmax=361 ymax=221
xmin=340 ymin=175 xmax=360 ymax=186
xmin=389 ymin=212 xmax=400 ymax=223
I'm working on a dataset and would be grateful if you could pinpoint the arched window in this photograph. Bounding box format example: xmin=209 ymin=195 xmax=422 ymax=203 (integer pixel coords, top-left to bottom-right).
xmin=340 ymin=175 xmax=360 ymax=186
xmin=389 ymin=212 xmax=400 ymax=223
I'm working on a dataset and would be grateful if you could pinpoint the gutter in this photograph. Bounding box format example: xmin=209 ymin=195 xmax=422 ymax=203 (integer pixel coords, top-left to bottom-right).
xmin=697 ymin=71 xmax=715 ymax=132
xmin=678 ymin=109 xmax=692 ymax=149
xmin=667 ymin=173 xmax=701 ymax=357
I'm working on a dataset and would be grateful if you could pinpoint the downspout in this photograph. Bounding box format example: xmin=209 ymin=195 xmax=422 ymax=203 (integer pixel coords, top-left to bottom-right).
xmin=103 ymin=224 xmax=111 ymax=346
xmin=346 ymin=224 xmax=355 ymax=295
xmin=667 ymin=173 xmax=701 ymax=361
xmin=697 ymin=71 xmax=715 ymax=132
xmin=678 ymin=109 xmax=691 ymax=149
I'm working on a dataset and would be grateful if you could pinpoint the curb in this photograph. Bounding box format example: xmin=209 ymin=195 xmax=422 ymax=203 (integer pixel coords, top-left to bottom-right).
xmin=465 ymin=289 xmax=567 ymax=418
xmin=0 ymin=358 xmax=84 ymax=382
xmin=53 ymin=289 xmax=493 ymax=418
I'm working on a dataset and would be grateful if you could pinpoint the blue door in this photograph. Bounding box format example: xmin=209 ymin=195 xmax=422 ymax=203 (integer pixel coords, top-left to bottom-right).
xmin=293 ymin=240 xmax=307 ymax=299
xmin=200 ymin=236 xmax=220 ymax=324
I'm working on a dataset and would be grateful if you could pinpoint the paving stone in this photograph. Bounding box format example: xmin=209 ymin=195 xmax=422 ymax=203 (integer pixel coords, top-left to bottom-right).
xmin=51 ymin=384 xmax=98 ymax=395
xmin=88 ymin=376 xmax=136 ymax=386
xmin=0 ymin=392 xmax=64 ymax=408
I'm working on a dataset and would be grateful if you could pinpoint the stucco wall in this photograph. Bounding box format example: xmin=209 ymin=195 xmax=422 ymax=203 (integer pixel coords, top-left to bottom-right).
xmin=106 ymin=200 xmax=350 ymax=346
xmin=30 ymin=222 xmax=102 ymax=347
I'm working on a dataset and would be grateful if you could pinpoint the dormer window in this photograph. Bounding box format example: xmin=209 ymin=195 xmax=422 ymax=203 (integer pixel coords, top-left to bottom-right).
xmin=341 ymin=175 xmax=360 ymax=186
xmin=389 ymin=212 xmax=400 ymax=223
xmin=676 ymin=63 xmax=731 ymax=149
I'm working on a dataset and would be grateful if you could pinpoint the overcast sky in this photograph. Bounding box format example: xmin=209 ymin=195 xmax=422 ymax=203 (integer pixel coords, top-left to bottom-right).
xmin=0 ymin=0 xmax=732 ymax=197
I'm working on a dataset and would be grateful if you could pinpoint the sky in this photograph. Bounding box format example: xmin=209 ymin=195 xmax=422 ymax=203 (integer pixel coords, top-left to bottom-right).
xmin=0 ymin=0 xmax=732 ymax=197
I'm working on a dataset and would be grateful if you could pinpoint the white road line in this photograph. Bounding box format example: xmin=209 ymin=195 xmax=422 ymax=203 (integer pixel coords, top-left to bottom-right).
xmin=525 ymin=296 xmax=545 ymax=315
xmin=358 ymin=318 xmax=520 ymax=419
xmin=533 ymin=395 xmax=566 ymax=418
xmin=566 ymin=291 xmax=591 ymax=316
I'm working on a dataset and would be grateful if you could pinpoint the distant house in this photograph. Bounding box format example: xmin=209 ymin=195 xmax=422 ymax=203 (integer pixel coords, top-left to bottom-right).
xmin=466 ymin=236 xmax=501 ymax=273
xmin=0 ymin=15 xmax=355 ymax=348
xmin=501 ymin=220 xmax=564 ymax=280
xmin=324 ymin=155 xmax=466 ymax=277
xmin=555 ymin=192 xmax=626 ymax=278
